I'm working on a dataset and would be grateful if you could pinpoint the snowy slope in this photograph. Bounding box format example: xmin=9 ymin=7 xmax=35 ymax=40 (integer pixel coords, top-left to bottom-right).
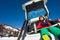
xmin=0 ymin=37 xmax=18 ymax=40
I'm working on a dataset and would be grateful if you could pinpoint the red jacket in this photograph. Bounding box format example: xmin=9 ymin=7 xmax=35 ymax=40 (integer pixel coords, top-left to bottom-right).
xmin=37 ymin=21 xmax=52 ymax=29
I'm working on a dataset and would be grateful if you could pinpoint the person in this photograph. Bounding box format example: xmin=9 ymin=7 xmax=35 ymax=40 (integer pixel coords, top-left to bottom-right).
xmin=55 ymin=19 xmax=60 ymax=23
xmin=37 ymin=15 xmax=52 ymax=29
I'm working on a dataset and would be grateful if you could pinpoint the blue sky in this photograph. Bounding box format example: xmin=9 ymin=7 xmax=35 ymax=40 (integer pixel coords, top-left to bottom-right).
xmin=0 ymin=0 xmax=60 ymax=28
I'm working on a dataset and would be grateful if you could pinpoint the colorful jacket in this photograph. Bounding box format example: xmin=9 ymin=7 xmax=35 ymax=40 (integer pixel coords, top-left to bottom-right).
xmin=37 ymin=21 xmax=51 ymax=29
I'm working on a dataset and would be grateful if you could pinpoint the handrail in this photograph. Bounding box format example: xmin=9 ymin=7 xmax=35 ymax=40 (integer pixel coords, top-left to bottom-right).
xmin=17 ymin=20 xmax=28 ymax=40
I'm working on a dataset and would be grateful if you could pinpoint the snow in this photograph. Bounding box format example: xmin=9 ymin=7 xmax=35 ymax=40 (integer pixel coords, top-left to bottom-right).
xmin=0 ymin=37 xmax=18 ymax=40
xmin=25 ymin=33 xmax=41 ymax=40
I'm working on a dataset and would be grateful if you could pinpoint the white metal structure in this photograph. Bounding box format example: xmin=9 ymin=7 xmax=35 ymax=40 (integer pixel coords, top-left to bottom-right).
xmin=22 ymin=0 xmax=49 ymax=20
xmin=22 ymin=0 xmax=50 ymax=34
xmin=22 ymin=0 xmax=49 ymax=33
xmin=16 ymin=0 xmax=56 ymax=40
xmin=17 ymin=0 xmax=60 ymax=40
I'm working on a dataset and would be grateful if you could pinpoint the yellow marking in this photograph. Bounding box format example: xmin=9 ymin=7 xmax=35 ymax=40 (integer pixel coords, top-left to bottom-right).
xmin=42 ymin=34 xmax=50 ymax=40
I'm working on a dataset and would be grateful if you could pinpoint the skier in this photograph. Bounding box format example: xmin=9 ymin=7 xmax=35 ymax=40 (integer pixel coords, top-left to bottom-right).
xmin=37 ymin=15 xmax=52 ymax=29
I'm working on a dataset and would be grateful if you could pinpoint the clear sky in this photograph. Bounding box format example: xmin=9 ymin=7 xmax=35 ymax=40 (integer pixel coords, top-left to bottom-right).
xmin=0 ymin=0 xmax=60 ymax=28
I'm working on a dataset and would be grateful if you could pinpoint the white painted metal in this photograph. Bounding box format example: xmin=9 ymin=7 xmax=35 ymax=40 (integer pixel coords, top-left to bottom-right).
xmin=50 ymin=33 xmax=55 ymax=40
xmin=31 ymin=0 xmax=42 ymax=2
xmin=29 ymin=17 xmax=39 ymax=23
xmin=44 ymin=5 xmax=49 ymax=18
xmin=22 ymin=0 xmax=48 ymax=20
xmin=51 ymin=23 xmax=60 ymax=27
xmin=33 ymin=23 xmax=37 ymax=33
xmin=32 ymin=0 xmax=47 ymax=4
xmin=22 ymin=1 xmax=33 ymax=20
